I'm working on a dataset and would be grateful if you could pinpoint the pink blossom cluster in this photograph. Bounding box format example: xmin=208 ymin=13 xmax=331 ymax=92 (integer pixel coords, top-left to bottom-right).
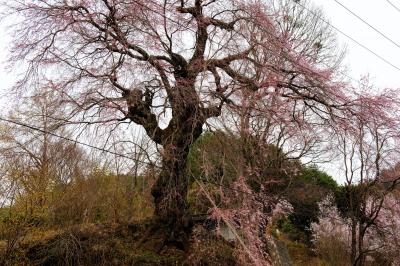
xmin=209 ymin=176 xmax=293 ymax=266
xmin=311 ymin=194 xmax=400 ymax=263
xmin=311 ymin=194 xmax=351 ymax=249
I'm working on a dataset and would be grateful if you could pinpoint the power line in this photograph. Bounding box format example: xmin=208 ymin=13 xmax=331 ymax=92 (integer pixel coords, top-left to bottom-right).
xmin=142 ymin=0 xmax=359 ymax=84
xmin=66 ymin=0 xmax=359 ymax=85
xmin=295 ymin=1 xmax=400 ymax=73
xmin=144 ymin=0 xmax=400 ymax=78
xmin=143 ymin=0 xmax=395 ymax=82
xmin=0 ymin=116 xmax=153 ymax=166
xmin=386 ymin=0 xmax=400 ymax=13
xmin=2 ymin=4 xmax=387 ymax=172
xmin=0 ymin=116 xmax=281 ymax=204
xmin=332 ymin=0 xmax=400 ymax=50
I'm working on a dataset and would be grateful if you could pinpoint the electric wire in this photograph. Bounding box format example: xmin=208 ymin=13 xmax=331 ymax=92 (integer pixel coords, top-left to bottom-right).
xmin=295 ymin=1 xmax=400 ymax=72
xmin=0 ymin=116 xmax=153 ymax=166
xmin=0 ymin=116 xmax=277 ymax=203
xmin=386 ymin=0 xmax=400 ymax=13
xmin=332 ymin=0 xmax=400 ymax=50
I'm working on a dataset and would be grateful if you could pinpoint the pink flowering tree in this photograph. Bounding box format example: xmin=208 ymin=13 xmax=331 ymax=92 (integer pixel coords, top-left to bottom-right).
xmin=202 ymin=175 xmax=293 ymax=266
xmin=3 ymin=0 xmax=363 ymax=243
xmin=311 ymin=194 xmax=352 ymax=264
xmin=370 ymin=194 xmax=400 ymax=264
xmin=312 ymin=193 xmax=400 ymax=265
xmin=311 ymin=77 xmax=400 ymax=265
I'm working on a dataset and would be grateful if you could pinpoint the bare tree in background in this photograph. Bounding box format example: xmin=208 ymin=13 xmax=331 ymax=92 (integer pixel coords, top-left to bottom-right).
xmin=4 ymin=0 xmax=362 ymax=242
xmin=0 ymin=89 xmax=89 ymax=214
xmin=334 ymin=79 xmax=400 ymax=266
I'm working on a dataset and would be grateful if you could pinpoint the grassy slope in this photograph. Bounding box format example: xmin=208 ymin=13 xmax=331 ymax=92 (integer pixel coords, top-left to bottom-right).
xmin=0 ymin=220 xmax=237 ymax=266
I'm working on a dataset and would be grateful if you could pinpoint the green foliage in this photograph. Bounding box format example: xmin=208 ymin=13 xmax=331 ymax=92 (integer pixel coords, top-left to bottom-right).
xmin=188 ymin=131 xmax=339 ymax=240
xmin=49 ymin=169 xmax=154 ymax=225
xmin=273 ymin=217 xmax=308 ymax=243
xmin=298 ymin=166 xmax=338 ymax=190
xmin=187 ymin=130 xmax=241 ymax=186
xmin=0 ymin=207 xmax=10 ymax=220
xmin=276 ymin=218 xmax=297 ymax=235
xmin=285 ymin=166 xmax=338 ymax=237
xmin=0 ymin=163 xmax=160 ymax=264
xmin=0 ymin=212 xmax=37 ymax=265
xmin=187 ymin=130 xmax=300 ymax=191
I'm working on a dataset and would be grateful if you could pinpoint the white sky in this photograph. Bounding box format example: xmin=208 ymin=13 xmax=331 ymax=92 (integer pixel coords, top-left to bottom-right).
xmin=316 ymin=0 xmax=400 ymax=89
xmin=311 ymin=0 xmax=400 ymax=182
xmin=1 ymin=0 xmax=400 ymax=183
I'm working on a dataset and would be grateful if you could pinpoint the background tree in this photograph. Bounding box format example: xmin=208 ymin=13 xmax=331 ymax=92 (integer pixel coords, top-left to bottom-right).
xmin=0 ymin=89 xmax=90 ymax=217
xmin=329 ymin=79 xmax=400 ymax=266
xmin=0 ymin=88 xmax=157 ymax=225
xmin=187 ymin=131 xmax=338 ymax=241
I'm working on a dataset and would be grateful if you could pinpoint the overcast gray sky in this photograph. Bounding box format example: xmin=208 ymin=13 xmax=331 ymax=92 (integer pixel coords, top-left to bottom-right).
xmin=317 ymin=0 xmax=400 ymax=88
xmin=311 ymin=0 xmax=400 ymax=181
xmin=0 ymin=0 xmax=399 ymax=182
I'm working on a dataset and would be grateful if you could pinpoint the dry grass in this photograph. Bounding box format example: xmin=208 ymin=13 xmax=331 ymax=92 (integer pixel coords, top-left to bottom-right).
xmin=1 ymin=221 xmax=237 ymax=266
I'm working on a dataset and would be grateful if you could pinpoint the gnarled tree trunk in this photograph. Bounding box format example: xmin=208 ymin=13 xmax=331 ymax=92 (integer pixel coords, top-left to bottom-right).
xmin=150 ymin=89 xmax=206 ymax=245
xmin=151 ymin=144 xmax=191 ymax=244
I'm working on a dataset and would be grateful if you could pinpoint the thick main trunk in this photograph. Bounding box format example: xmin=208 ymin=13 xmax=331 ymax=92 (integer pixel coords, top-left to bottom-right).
xmin=151 ymin=145 xmax=190 ymax=229
xmin=150 ymin=117 xmax=203 ymax=247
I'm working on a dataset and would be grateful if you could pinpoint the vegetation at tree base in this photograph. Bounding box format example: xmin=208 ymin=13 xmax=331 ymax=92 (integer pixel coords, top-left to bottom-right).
xmin=3 ymin=128 xmax=398 ymax=265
